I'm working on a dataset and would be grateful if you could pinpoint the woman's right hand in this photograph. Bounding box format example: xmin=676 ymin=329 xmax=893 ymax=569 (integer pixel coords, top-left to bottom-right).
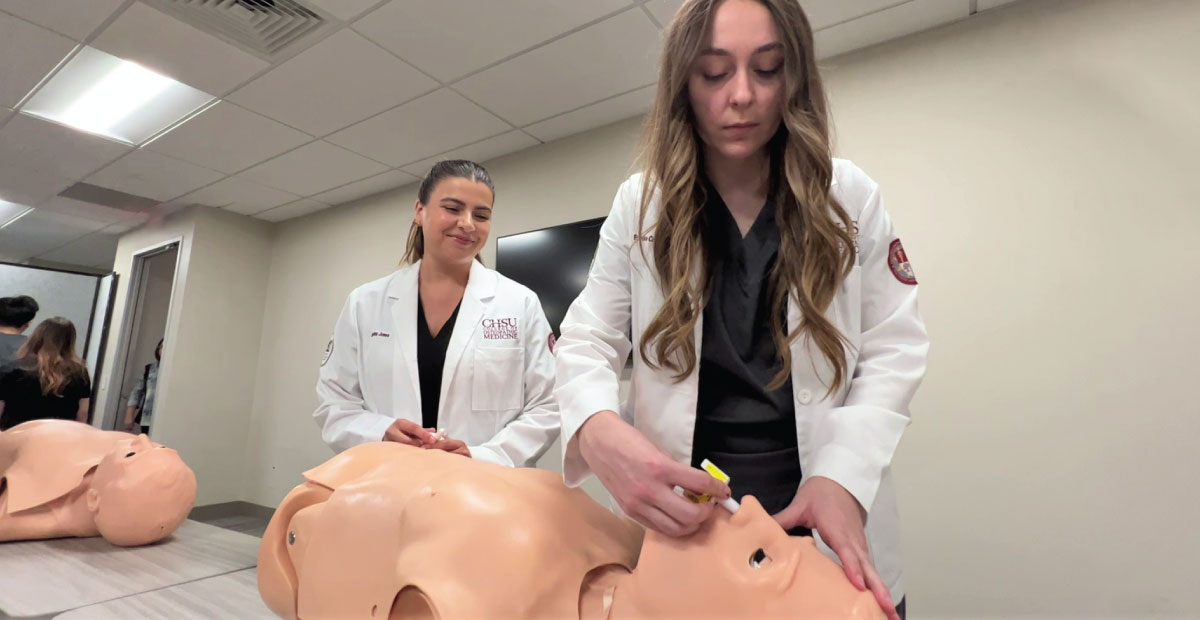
xmin=382 ymin=419 xmax=435 ymax=447
xmin=577 ymin=410 xmax=730 ymax=537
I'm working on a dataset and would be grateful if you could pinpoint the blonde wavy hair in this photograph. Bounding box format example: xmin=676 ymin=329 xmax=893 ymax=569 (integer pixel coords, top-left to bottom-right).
xmin=637 ymin=0 xmax=856 ymax=395
xmin=15 ymin=317 xmax=88 ymax=397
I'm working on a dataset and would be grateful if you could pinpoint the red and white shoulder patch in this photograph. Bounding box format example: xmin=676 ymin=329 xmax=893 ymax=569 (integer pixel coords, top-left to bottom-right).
xmin=888 ymin=239 xmax=917 ymax=285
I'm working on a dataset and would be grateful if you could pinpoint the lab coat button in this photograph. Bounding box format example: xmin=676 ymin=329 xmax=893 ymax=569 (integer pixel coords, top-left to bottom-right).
xmin=798 ymin=389 xmax=813 ymax=405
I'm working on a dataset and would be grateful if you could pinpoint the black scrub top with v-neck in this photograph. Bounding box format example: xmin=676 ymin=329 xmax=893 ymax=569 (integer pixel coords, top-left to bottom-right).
xmin=417 ymin=293 xmax=462 ymax=430
xmin=691 ymin=180 xmax=808 ymax=535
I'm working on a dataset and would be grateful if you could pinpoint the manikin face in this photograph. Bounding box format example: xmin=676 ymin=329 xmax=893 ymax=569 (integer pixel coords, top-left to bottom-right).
xmin=414 ymin=177 xmax=493 ymax=269
xmin=88 ymin=434 xmax=197 ymax=546
xmin=687 ymin=0 xmax=786 ymax=164
xmin=618 ymin=495 xmax=884 ymax=619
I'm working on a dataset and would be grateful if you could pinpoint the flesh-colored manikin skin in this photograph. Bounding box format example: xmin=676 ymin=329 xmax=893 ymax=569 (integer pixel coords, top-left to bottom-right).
xmin=0 ymin=419 xmax=197 ymax=546
xmin=260 ymin=443 xmax=883 ymax=619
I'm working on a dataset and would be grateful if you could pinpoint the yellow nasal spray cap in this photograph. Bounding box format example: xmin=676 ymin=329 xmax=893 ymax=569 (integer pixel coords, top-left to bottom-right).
xmin=674 ymin=458 xmax=740 ymax=514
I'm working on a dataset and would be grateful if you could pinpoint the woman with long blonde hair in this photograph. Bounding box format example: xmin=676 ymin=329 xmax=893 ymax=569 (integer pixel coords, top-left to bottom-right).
xmin=0 ymin=317 xmax=91 ymax=429
xmin=554 ymin=1 xmax=928 ymax=618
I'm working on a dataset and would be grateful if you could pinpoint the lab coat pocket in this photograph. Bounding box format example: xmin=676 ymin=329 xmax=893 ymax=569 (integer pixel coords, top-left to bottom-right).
xmin=472 ymin=347 xmax=524 ymax=412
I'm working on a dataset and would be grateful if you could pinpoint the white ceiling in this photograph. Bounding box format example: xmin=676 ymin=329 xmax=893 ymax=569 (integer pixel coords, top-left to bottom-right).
xmin=0 ymin=0 xmax=1023 ymax=271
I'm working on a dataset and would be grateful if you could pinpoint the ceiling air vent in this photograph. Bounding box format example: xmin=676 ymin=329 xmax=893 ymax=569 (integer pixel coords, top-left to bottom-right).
xmin=144 ymin=0 xmax=327 ymax=60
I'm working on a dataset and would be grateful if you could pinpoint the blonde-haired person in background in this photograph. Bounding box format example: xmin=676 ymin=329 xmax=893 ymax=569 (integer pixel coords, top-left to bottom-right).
xmin=315 ymin=160 xmax=560 ymax=468
xmin=0 ymin=317 xmax=91 ymax=430
xmin=554 ymin=1 xmax=928 ymax=618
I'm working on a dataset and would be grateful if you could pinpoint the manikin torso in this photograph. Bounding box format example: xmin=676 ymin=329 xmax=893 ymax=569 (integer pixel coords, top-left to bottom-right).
xmin=259 ymin=443 xmax=883 ymax=619
xmin=0 ymin=419 xmax=197 ymax=546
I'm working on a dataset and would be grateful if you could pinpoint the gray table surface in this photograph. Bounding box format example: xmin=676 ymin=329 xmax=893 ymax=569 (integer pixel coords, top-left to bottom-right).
xmin=0 ymin=520 xmax=260 ymax=617
xmin=54 ymin=568 xmax=274 ymax=620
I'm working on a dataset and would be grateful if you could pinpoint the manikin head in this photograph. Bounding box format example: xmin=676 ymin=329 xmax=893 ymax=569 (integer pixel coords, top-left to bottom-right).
xmin=87 ymin=433 xmax=197 ymax=546
xmin=619 ymin=495 xmax=884 ymax=619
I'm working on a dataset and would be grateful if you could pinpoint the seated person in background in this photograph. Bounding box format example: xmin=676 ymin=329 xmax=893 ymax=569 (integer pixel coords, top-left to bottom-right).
xmin=124 ymin=338 xmax=163 ymax=434
xmin=0 ymin=317 xmax=90 ymax=430
xmin=258 ymin=442 xmax=883 ymax=620
xmin=0 ymin=419 xmax=197 ymax=546
xmin=0 ymin=295 xmax=39 ymax=365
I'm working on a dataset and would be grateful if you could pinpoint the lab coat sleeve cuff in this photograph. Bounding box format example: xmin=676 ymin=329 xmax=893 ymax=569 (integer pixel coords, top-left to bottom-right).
xmin=806 ymin=443 xmax=883 ymax=515
xmin=328 ymin=413 xmax=394 ymax=453
xmin=558 ymin=388 xmax=620 ymax=487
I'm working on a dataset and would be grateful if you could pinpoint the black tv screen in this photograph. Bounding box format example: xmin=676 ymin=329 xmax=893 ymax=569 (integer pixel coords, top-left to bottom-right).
xmin=496 ymin=217 xmax=605 ymax=337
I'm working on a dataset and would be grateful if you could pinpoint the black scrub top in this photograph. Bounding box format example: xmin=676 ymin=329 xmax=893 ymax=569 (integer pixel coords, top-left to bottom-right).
xmin=416 ymin=294 xmax=462 ymax=430
xmin=691 ymin=180 xmax=809 ymax=535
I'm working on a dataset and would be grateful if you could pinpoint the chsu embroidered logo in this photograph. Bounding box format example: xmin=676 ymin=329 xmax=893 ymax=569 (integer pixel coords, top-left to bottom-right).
xmin=481 ymin=317 xmax=518 ymax=340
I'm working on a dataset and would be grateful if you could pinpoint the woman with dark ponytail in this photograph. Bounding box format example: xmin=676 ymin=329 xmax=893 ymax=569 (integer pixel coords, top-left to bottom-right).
xmin=314 ymin=160 xmax=560 ymax=468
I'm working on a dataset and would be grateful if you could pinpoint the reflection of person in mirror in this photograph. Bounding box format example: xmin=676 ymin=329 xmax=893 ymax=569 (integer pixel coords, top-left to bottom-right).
xmin=0 ymin=317 xmax=90 ymax=431
xmin=0 ymin=295 xmax=39 ymax=365
xmin=124 ymin=339 xmax=162 ymax=435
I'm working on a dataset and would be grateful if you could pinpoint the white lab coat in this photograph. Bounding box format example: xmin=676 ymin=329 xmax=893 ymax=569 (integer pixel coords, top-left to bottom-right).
xmin=316 ymin=260 xmax=560 ymax=467
xmin=554 ymin=159 xmax=929 ymax=603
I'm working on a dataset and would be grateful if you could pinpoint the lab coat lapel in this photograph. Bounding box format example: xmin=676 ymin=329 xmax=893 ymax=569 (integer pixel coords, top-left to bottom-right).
xmin=388 ymin=262 xmax=422 ymax=414
xmin=439 ymin=261 xmax=494 ymax=413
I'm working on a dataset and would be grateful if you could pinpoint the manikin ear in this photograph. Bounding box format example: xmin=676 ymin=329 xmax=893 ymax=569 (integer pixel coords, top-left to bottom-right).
xmin=414 ymin=199 xmax=425 ymax=226
xmin=86 ymin=488 xmax=100 ymax=513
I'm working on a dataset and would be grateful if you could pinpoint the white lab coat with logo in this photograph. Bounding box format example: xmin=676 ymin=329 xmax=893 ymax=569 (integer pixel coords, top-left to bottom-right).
xmin=554 ymin=159 xmax=929 ymax=603
xmin=316 ymin=260 xmax=560 ymax=467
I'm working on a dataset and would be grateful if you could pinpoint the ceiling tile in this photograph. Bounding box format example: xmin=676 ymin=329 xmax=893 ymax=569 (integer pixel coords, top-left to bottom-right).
xmin=254 ymin=198 xmax=330 ymax=222
xmin=86 ymin=150 xmax=224 ymax=202
xmin=0 ymin=208 xmax=108 ymax=255
xmin=145 ymin=102 xmax=313 ymax=174
xmin=355 ymin=0 xmax=632 ymax=82
xmin=328 ymin=88 xmax=511 ymax=167
xmin=0 ymin=113 xmax=131 ymax=179
xmin=400 ymin=131 xmax=540 ymax=177
xmin=0 ymin=207 xmax=110 ymax=259
xmin=524 ymin=84 xmax=654 ymax=142
xmin=0 ymin=108 xmax=11 ymax=125
xmin=642 ymin=0 xmax=681 ymax=27
xmin=0 ymin=0 xmax=125 ymax=41
xmin=228 ymin=30 xmax=438 ymax=136
xmin=814 ymin=0 xmax=971 ymax=59
xmin=0 ymin=12 xmax=76 ymax=108
xmin=455 ymin=9 xmax=659 ymax=126
xmin=90 ymin=2 xmax=269 ymax=95
xmin=174 ymin=174 xmax=300 ymax=215
xmin=0 ymin=158 xmax=73 ymax=205
xmin=100 ymin=220 xmax=140 ymax=235
xmin=305 ymin=0 xmax=380 ymax=22
xmin=35 ymin=230 xmax=119 ymax=269
xmin=800 ymin=0 xmax=916 ymax=31
xmin=978 ymin=0 xmax=1023 ymax=10
xmin=37 ymin=195 xmax=146 ymax=225
xmin=643 ymin=1 xmax=916 ymax=32
xmin=239 ymin=140 xmax=388 ymax=197
xmin=313 ymin=170 xmax=418 ymax=206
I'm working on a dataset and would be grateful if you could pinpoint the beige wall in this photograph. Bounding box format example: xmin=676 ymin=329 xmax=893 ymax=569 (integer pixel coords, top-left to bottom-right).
xmin=103 ymin=207 xmax=273 ymax=505
xmin=821 ymin=0 xmax=1199 ymax=616
xmin=232 ymin=0 xmax=1198 ymax=616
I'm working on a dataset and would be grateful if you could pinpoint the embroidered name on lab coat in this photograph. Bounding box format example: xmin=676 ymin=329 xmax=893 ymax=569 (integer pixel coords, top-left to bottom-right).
xmin=481 ymin=318 xmax=519 ymax=340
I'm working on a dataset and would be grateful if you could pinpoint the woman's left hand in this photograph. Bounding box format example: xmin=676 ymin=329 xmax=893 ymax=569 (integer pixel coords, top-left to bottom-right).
xmin=773 ymin=476 xmax=899 ymax=620
xmin=424 ymin=436 xmax=470 ymax=458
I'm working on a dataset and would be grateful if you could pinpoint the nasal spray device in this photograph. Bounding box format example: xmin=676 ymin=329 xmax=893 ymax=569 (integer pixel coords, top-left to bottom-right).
xmin=674 ymin=459 xmax=740 ymax=514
